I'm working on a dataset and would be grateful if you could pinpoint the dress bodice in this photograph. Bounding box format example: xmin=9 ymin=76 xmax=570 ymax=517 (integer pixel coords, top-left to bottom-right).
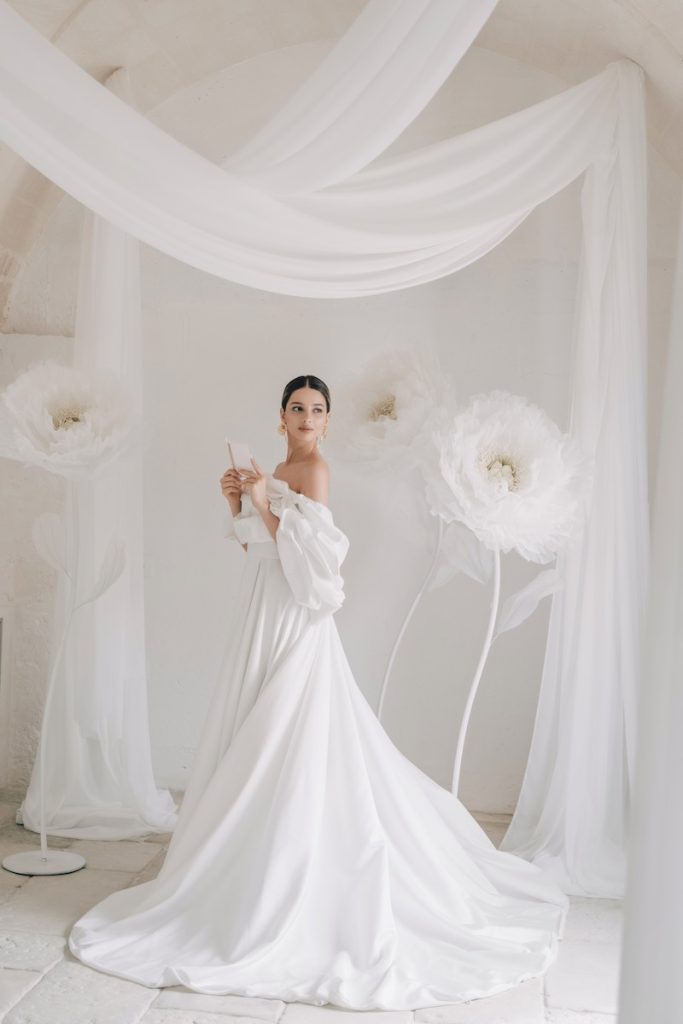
xmin=224 ymin=473 xmax=350 ymax=619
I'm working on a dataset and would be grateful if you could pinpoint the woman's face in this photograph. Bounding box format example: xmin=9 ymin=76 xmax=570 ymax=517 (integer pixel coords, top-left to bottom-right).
xmin=282 ymin=387 xmax=329 ymax=444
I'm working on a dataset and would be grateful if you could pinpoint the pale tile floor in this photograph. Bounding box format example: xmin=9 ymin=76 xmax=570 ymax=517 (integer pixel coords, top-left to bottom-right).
xmin=0 ymin=791 xmax=622 ymax=1024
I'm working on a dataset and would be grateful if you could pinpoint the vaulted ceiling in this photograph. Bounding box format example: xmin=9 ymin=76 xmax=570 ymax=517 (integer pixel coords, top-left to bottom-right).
xmin=1 ymin=0 xmax=682 ymax=323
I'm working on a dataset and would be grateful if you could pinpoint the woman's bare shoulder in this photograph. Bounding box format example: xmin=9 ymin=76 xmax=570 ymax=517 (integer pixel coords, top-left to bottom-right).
xmin=300 ymin=456 xmax=329 ymax=483
xmin=274 ymin=457 xmax=329 ymax=503
xmin=298 ymin=459 xmax=329 ymax=504
xmin=274 ymin=456 xmax=328 ymax=482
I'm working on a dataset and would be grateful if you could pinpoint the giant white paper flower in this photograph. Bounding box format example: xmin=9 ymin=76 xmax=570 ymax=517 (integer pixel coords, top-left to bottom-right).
xmin=2 ymin=360 xmax=136 ymax=479
xmin=325 ymin=348 xmax=454 ymax=474
xmin=426 ymin=390 xmax=588 ymax=563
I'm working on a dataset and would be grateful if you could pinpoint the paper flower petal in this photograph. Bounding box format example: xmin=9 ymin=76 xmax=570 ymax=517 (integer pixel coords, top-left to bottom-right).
xmin=2 ymin=360 xmax=137 ymax=479
xmin=428 ymin=520 xmax=494 ymax=590
xmin=427 ymin=390 xmax=589 ymax=563
xmin=326 ymin=348 xmax=455 ymax=476
xmin=494 ymin=567 xmax=563 ymax=639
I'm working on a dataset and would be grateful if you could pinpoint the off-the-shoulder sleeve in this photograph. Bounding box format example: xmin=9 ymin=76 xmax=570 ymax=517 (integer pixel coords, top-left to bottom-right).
xmin=273 ymin=496 xmax=350 ymax=619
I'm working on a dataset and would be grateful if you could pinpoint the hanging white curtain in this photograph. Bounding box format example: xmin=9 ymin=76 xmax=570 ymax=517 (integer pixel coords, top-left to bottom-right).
xmin=499 ymin=72 xmax=649 ymax=897
xmin=17 ymin=70 xmax=178 ymax=840
xmin=616 ymin=189 xmax=683 ymax=1022
xmin=0 ymin=0 xmax=648 ymax=895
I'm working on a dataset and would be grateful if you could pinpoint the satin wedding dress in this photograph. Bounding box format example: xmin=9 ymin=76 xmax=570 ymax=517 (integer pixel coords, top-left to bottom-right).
xmin=68 ymin=473 xmax=569 ymax=1011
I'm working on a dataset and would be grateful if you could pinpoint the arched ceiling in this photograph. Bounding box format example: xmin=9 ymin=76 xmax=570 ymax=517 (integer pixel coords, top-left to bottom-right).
xmin=1 ymin=0 xmax=682 ymax=325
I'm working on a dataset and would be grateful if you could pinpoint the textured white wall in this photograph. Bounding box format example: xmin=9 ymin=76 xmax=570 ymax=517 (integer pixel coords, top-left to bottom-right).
xmin=1 ymin=43 xmax=679 ymax=811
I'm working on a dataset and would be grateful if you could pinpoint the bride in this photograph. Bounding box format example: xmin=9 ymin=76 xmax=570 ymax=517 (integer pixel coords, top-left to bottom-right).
xmin=68 ymin=374 xmax=569 ymax=1011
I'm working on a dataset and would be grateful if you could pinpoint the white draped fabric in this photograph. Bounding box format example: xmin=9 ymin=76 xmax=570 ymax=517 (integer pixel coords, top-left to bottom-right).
xmin=17 ymin=69 xmax=177 ymax=839
xmin=0 ymin=0 xmax=648 ymax=898
xmin=0 ymin=0 xmax=636 ymax=296
xmin=617 ymin=190 xmax=683 ymax=1023
xmin=225 ymin=0 xmax=499 ymax=191
xmin=499 ymin=74 xmax=649 ymax=897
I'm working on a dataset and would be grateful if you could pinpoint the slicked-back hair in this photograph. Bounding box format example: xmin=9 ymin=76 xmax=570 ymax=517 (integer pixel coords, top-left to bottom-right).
xmin=281 ymin=375 xmax=331 ymax=413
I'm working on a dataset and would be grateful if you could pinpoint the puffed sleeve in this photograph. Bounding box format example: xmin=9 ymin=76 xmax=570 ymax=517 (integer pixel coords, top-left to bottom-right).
xmin=223 ymin=506 xmax=247 ymax=543
xmin=273 ymin=495 xmax=350 ymax=619
xmin=222 ymin=499 xmax=272 ymax=546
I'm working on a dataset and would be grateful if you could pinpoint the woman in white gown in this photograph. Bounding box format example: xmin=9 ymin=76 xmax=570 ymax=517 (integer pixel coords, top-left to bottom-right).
xmin=68 ymin=374 xmax=569 ymax=1011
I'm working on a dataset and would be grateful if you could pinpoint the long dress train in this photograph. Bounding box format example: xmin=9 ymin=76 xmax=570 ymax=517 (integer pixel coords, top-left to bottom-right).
xmin=68 ymin=473 xmax=569 ymax=1011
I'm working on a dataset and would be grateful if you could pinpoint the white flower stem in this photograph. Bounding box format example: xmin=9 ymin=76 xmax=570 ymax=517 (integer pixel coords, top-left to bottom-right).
xmin=377 ymin=514 xmax=444 ymax=722
xmin=451 ymin=547 xmax=501 ymax=798
xmin=37 ymin=480 xmax=79 ymax=858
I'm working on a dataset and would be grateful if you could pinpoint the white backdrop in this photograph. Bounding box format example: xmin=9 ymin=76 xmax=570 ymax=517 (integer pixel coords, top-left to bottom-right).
xmin=0 ymin=0 xmax=650 ymax=901
xmin=5 ymin=45 xmax=674 ymax=818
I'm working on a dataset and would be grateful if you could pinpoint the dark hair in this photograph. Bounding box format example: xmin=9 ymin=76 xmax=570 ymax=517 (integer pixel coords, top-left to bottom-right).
xmin=280 ymin=375 xmax=331 ymax=413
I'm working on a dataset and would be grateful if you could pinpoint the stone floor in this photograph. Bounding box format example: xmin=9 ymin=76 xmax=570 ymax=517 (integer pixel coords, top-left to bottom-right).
xmin=0 ymin=790 xmax=622 ymax=1024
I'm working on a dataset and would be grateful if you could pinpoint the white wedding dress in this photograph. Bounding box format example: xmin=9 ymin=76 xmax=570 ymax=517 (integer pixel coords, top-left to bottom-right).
xmin=68 ymin=474 xmax=569 ymax=1011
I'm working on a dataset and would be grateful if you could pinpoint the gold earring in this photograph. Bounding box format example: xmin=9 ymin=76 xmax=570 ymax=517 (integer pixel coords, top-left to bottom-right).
xmin=278 ymin=422 xmax=286 ymax=435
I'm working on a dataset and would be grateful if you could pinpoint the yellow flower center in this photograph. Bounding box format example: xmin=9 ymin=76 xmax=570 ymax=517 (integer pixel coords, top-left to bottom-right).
xmin=52 ymin=406 xmax=84 ymax=430
xmin=486 ymin=454 xmax=518 ymax=490
xmin=369 ymin=393 xmax=397 ymax=421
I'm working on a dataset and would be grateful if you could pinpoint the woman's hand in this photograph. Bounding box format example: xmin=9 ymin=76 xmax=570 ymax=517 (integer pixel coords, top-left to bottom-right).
xmin=220 ymin=468 xmax=243 ymax=516
xmin=238 ymin=457 xmax=268 ymax=513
